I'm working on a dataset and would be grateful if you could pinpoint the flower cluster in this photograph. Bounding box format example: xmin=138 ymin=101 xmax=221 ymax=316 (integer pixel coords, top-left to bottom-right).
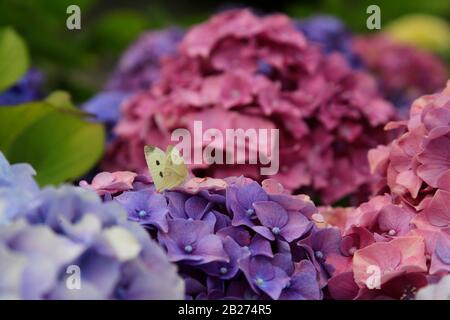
xmin=0 ymin=153 xmax=39 ymax=224
xmin=0 ymin=69 xmax=43 ymax=106
xmin=82 ymin=91 xmax=131 ymax=139
xmin=353 ymin=34 xmax=448 ymax=115
xmin=81 ymin=172 xmax=348 ymax=300
xmin=369 ymin=81 xmax=450 ymax=211
xmin=322 ymin=83 xmax=450 ymax=299
xmin=103 ymin=9 xmax=395 ymax=204
xmin=0 ymin=152 xmax=184 ymax=300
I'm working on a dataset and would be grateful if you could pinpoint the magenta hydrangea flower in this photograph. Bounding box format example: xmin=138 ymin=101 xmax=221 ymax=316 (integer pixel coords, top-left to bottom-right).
xmin=354 ymin=34 xmax=448 ymax=115
xmin=103 ymin=9 xmax=395 ymax=205
xmin=83 ymin=172 xmax=338 ymax=300
xmin=79 ymin=171 xmax=137 ymax=196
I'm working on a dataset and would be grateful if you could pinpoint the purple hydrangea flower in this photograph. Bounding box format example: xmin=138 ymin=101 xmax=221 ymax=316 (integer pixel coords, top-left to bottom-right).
xmin=159 ymin=218 xmax=228 ymax=265
xmin=114 ymin=189 xmax=169 ymax=232
xmin=239 ymin=254 xmax=290 ymax=299
xmin=227 ymin=180 xmax=268 ymax=227
xmin=201 ymin=237 xmax=242 ymax=279
xmin=166 ymin=191 xmax=213 ymax=220
xmin=107 ymin=28 xmax=184 ymax=92
xmin=278 ymin=259 xmax=321 ymax=300
xmin=217 ymin=227 xmax=274 ymax=258
xmin=0 ymin=69 xmax=43 ymax=106
xmin=87 ymin=171 xmax=332 ymax=300
xmin=252 ymin=201 xmax=313 ymax=242
xmin=296 ymin=227 xmax=342 ymax=286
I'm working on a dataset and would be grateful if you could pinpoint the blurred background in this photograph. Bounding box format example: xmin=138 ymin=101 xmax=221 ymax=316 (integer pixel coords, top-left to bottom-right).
xmin=1 ymin=0 xmax=449 ymax=103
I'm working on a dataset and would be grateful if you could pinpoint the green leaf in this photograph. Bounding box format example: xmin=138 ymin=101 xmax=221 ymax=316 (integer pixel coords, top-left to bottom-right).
xmin=0 ymin=27 xmax=29 ymax=91
xmin=45 ymin=90 xmax=78 ymax=110
xmin=0 ymin=101 xmax=105 ymax=186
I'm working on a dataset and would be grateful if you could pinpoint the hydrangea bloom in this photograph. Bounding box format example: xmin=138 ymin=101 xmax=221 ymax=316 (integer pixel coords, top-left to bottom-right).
xmin=104 ymin=9 xmax=395 ymax=204
xmin=296 ymin=17 xmax=448 ymax=117
xmin=82 ymin=92 xmax=130 ymax=133
xmin=0 ymin=153 xmax=184 ymax=300
xmin=323 ymin=83 xmax=450 ymax=299
xmin=354 ymin=34 xmax=448 ymax=115
xmin=0 ymin=69 xmax=43 ymax=106
xmin=82 ymin=172 xmax=345 ymax=300
xmin=324 ymin=195 xmax=446 ymax=299
xmin=0 ymin=153 xmax=39 ymax=225
xmin=369 ymin=81 xmax=450 ymax=211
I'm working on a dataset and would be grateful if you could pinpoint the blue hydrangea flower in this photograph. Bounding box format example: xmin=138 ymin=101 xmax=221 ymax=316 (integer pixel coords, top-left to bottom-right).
xmin=296 ymin=15 xmax=361 ymax=68
xmin=82 ymin=91 xmax=130 ymax=129
xmin=0 ymin=152 xmax=184 ymax=300
xmin=0 ymin=153 xmax=39 ymax=225
xmin=0 ymin=69 xmax=43 ymax=106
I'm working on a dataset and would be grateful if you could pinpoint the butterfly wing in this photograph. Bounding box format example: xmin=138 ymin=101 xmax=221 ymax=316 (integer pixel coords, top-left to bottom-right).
xmin=162 ymin=145 xmax=188 ymax=190
xmin=144 ymin=145 xmax=167 ymax=192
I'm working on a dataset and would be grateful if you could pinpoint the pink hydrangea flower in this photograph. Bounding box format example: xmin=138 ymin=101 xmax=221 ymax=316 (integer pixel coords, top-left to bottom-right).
xmin=353 ymin=236 xmax=427 ymax=287
xmin=104 ymin=9 xmax=395 ymax=204
xmin=369 ymin=82 xmax=450 ymax=211
xmin=326 ymin=83 xmax=450 ymax=299
xmin=79 ymin=171 xmax=137 ymax=196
